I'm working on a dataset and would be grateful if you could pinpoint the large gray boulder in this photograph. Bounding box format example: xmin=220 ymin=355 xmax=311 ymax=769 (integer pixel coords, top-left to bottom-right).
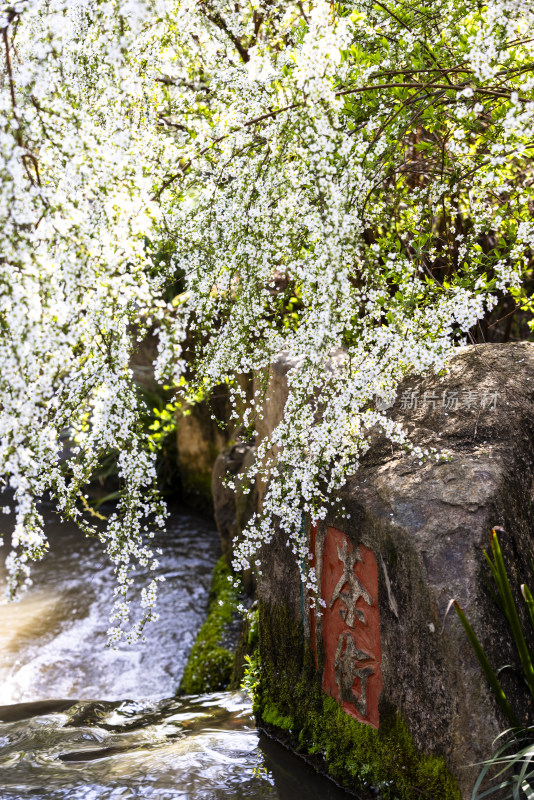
xmin=253 ymin=342 xmax=534 ymax=799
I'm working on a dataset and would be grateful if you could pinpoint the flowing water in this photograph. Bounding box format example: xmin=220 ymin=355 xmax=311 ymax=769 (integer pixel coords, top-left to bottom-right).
xmin=0 ymin=503 xmax=350 ymax=800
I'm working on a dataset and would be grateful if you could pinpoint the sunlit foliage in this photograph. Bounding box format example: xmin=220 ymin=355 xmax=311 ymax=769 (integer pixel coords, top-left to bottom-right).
xmin=2 ymin=0 xmax=534 ymax=637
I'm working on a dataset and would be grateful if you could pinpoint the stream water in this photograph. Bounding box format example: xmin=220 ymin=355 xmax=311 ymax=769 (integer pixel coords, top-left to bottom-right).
xmin=0 ymin=503 xmax=350 ymax=800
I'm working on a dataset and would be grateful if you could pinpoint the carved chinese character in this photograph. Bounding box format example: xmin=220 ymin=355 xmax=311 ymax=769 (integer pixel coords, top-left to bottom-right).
xmin=329 ymin=538 xmax=372 ymax=627
xmin=334 ymin=631 xmax=375 ymax=718
xmin=316 ymin=527 xmax=382 ymax=728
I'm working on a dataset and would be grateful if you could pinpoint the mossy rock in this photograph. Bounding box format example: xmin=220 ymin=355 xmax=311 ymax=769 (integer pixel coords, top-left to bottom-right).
xmin=255 ymin=602 xmax=460 ymax=800
xmin=179 ymin=556 xmax=238 ymax=694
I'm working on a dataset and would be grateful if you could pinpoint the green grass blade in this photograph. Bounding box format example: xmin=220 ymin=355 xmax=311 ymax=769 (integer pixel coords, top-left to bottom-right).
xmin=94 ymin=490 xmax=122 ymax=508
xmin=518 ymin=748 xmax=534 ymax=788
xmin=522 ymin=584 xmax=534 ymax=636
xmin=455 ymin=601 xmax=520 ymax=729
xmin=472 ymin=737 xmax=534 ymax=798
xmin=491 ymin=532 xmax=534 ymax=698
xmin=476 ymin=778 xmax=521 ymax=799
xmin=483 ymin=573 xmax=504 ymax=615
xmin=472 ymin=761 xmax=494 ymax=799
xmin=484 ymin=548 xmax=503 ymax=596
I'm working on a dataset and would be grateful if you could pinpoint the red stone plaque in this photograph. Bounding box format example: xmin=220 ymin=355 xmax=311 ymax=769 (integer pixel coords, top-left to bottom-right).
xmin=314 ymin=526 xmax=382 ymax=728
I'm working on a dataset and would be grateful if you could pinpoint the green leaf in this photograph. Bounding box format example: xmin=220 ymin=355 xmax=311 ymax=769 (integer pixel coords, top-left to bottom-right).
xmin=522 ymin=584 xmax=534 ymax=636
xmin=454 ymin=600 xmax=520 ymax=729
xmin=490 ymin=531 xmax=534 ymax=698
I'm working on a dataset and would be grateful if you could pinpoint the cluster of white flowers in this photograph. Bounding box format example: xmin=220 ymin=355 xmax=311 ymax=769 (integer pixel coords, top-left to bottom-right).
xmin=1 ymin=0 xmax=534 ymax=633
xmin=0 ymin=0 xmax=173 ymax=642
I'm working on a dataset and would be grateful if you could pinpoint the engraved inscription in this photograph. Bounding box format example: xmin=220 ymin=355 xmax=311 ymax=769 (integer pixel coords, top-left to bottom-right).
xmin=334 ymin=631 xmax=375 ymax=718
xmin=329 ymin=539 xmax=373 ymax=627
xmin=318 ymin=526 xmax=382 ymax=728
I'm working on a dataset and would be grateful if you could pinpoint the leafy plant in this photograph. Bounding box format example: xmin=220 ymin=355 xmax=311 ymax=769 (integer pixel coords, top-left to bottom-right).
xmin=469 ymin=732 xmax=534 ymax=800
xmin=454 ymin=529 xmax=534 ymax=798
xmin=241 ymin=652 xmax=260 ymax=702
xmin=137 ymin=383 xmax=182 ymax=495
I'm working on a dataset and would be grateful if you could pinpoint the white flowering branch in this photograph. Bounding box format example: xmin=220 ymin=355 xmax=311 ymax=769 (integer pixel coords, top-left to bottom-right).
xmin=1 ymin=0 xmax=534 ymax=634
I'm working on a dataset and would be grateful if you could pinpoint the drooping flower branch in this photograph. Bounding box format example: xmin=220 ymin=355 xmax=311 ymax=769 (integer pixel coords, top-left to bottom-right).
xmin=1 ymin=0 xmax=534 ymax=635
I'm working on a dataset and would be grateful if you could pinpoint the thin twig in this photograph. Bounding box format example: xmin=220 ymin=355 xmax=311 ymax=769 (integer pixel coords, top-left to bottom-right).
xmin=154 ymin=77 xmax=533 ymax=198
xmin=2 ymin=28 xmax=41 ymax=186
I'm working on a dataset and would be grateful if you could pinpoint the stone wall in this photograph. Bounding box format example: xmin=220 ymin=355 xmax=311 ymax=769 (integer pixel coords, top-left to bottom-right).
xmin=176 ymin=394 xmax=231 ymax=511
xmin=177 ymin=375 xmax=254 ymax=511
xmin=128 ymin=325 xmax=230 ymax=509
xmin=217 ymin=343 xmax=534 ymax=799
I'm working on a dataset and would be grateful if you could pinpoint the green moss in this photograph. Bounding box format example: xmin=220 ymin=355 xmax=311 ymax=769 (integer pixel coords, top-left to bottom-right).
xmin=255 ymin=602 xmax=461 ymax=800
xmin=179 ymin=556 xmax=238 ymax=694
xmin=262 ymin=705 xmax=294 ymax=730
xmin=229 ymin=605 xmax=259 ymax=689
